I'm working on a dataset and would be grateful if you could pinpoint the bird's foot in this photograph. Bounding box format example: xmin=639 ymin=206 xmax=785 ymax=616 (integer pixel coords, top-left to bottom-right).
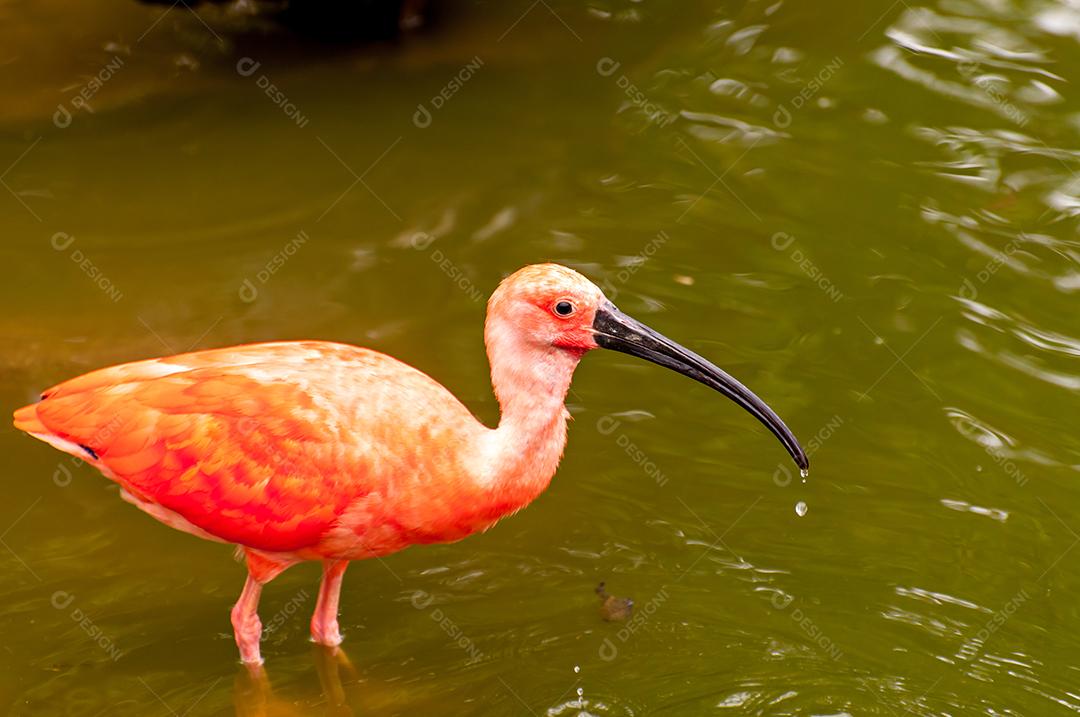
xmin=236 ymin=633 xmax=264 ymax=665
xmin=310 ymin=618 xmax=343 ymax=647
xmin=238 ymin=650 xmax=265 ymax=667
xmin=310 ymin=630 xmax=343 ymax=647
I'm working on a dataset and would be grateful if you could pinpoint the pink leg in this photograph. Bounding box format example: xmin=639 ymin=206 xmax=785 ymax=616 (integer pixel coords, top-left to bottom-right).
xmin=231 ymin=549 xmax=296 ymax=665
xmin=311 ymin=560 xmax=348 ymax=646
xmin=231 ymin=575 xmax=266 ymax=665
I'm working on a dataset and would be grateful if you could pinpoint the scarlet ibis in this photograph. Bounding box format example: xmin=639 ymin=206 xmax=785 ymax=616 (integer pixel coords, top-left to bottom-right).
xmin=14 ymin=263 xmax=807 ymax=665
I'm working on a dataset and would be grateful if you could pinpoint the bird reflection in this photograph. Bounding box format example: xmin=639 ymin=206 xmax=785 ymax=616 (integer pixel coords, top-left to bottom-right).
xmin=234 ymin=645 xmax=358 ymax=717
xmin=313 ymin=644 xmax=359 ymax=714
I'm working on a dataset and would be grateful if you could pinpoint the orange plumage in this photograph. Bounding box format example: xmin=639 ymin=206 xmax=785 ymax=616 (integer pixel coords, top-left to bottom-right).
xmin=14 ymin=336 xmax=567 ymax=563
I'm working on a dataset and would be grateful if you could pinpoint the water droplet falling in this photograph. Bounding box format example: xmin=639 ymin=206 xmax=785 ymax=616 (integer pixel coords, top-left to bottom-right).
xmin=795 ymin=501 xmax=808 ymax=517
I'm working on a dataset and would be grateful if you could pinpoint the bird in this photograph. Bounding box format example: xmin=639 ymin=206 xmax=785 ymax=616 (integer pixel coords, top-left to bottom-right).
xmin=13 ymin=263 xmax=808 ymax=665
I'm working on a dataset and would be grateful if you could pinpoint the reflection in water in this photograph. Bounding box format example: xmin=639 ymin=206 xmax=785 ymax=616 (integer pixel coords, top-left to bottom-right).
xmin=234 ymin=646 xmax=357 ymax=717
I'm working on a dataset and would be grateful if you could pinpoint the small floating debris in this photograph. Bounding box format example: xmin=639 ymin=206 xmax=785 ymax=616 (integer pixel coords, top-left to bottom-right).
xmin=795 ymin=501 xmax=808 ymax=517
xmin=596 ymin=582 xmax=634 ymax=622
xmin=940 ymin=498 xmax=1008 ymax=523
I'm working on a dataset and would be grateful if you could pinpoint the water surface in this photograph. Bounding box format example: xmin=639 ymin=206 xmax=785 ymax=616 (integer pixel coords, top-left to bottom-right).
xmin=4 ymin=1 xmax=1080 ymax=714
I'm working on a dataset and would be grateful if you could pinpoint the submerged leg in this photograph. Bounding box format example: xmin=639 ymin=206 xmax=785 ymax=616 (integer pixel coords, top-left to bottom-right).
xmin=231 ymin=549 xmax=296 ymax=665
xmin=311 ymin=559 xmax=348 ymax=646
xmin=231 ymin=575 xmax=265 ymax=665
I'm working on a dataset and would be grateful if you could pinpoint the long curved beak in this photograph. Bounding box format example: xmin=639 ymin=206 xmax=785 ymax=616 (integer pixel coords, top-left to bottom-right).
xmin=592 ymin=301 xmax=809 ymax=472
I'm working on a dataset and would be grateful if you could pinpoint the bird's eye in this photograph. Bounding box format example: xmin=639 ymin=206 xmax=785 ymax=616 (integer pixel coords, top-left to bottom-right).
xmin=553 ymin=300 xmax=575 ymax=317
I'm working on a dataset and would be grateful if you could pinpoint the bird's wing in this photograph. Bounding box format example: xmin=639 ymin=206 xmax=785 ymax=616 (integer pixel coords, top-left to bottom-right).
xmin=15 ymin=341 xmax=438 ymax=552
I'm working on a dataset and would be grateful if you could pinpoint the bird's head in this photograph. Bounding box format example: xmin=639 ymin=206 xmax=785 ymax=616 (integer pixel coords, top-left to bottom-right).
xmin=487 ymin=263 xmax=809 ymax=471
xmin=487 ymin=263 xmax=607 ymax=355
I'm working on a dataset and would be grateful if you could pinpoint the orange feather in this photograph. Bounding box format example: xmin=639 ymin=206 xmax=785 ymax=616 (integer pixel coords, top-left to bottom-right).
xmin=16 ymin=340 xmax=524 ymax=556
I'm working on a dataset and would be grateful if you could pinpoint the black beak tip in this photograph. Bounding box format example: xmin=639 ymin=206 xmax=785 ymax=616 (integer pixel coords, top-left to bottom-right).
xmin=594 ymin=301 xmax=812 ymax=475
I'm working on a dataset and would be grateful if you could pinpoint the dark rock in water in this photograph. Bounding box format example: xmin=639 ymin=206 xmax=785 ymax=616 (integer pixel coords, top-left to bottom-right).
xmin=596 ymin=581 xmax=634 ymax=622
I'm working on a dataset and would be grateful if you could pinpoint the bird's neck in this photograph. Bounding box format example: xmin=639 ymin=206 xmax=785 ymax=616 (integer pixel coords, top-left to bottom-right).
xmin=482 ymin=321 xmax=582 ymax=506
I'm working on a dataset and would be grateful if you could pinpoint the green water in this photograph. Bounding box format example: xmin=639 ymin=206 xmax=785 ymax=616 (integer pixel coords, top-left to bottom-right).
xmin=3 ymin=0 xmax=1080 ymax=714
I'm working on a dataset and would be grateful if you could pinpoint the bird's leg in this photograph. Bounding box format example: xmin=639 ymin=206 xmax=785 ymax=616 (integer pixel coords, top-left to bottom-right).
xmin=231 ymin=574 xmax=266 ymax=665
xmin=311 ymin=559 xmax=349 ymax=646
xmin=232 ymin=549 xmax=297 ymax=665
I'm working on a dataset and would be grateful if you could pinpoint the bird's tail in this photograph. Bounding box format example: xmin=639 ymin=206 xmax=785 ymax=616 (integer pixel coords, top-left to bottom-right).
xmin=13 ymin=403 xmax=47 ymax=434
xmin=12 ymin=402 xmax=92 ymax=463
